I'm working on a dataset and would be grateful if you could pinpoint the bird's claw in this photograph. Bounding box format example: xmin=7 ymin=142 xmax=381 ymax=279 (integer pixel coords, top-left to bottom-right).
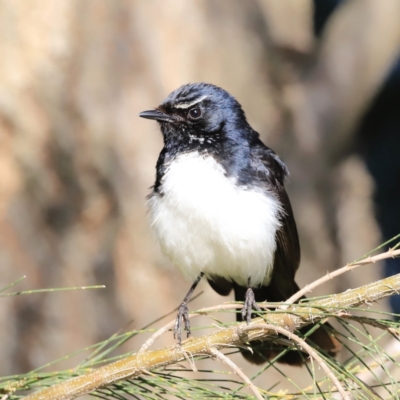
xmin=174 ymin=302 xmax=191 ymax=344
xmin=241 ymin=287 xmax=262 ymax=324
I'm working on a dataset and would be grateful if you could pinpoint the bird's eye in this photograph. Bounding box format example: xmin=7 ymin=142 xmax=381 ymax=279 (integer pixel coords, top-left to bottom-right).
xmin=188 ymin=108 xmax=202 ymax=119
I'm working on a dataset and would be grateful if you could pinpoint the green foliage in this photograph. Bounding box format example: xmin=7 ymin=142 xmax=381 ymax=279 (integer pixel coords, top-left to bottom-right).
xmin=2 ymin=237 xmax=400 ymax=399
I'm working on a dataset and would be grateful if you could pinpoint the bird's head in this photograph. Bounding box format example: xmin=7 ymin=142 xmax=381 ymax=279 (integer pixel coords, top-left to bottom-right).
xmin=139 ymin=83 xmax=251 ymax=147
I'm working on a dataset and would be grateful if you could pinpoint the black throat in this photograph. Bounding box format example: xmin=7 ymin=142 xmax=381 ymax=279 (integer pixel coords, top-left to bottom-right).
xmin=153 ymin=119 xmax=261 ymax=195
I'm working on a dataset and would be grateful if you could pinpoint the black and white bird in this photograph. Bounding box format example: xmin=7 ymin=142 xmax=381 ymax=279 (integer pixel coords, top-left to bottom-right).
xmin=139 ymin=83 xmax=339 ymax=365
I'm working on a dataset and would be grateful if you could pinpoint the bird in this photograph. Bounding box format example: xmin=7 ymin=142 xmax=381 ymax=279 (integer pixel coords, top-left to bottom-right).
xmin=139 ymin=83 xmax=340 ymax=365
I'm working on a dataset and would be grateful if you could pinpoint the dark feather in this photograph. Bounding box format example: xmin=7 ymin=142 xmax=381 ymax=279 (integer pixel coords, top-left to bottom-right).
xmin=208 ymin=139 xmax=340 ymax=365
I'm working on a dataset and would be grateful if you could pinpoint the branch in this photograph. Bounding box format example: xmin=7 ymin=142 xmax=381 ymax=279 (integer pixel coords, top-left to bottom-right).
xmin=24 ymin=272 xmax=400 ymax=400
xmin=209 ymin=348 xmax=264 ymax=400
xmin=140 ymin=249 xmax=400 ymax=352
xmin=138 ymin=302 xmax=245 ymax=353
xmin=284 ymin=248 xmax=400 ymax=306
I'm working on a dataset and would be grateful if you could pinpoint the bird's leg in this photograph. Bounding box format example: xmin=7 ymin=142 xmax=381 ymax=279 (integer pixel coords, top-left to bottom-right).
xmin=241 ymin=278 xmax=262 ymax=324
xmin=174 ymin=272 xmax=204 ymax=344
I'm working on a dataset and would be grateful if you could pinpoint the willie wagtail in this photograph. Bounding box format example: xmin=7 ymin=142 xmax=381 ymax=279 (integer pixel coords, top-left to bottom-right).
xmin=139 ymin=83 xmax=339 ymax=365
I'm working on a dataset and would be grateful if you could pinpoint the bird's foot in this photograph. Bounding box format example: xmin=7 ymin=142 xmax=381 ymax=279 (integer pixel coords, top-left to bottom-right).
xmin=241 ymin=287 xmax=262 ymax=324
xmin=173 ymin=302 xmax=191 ymax=344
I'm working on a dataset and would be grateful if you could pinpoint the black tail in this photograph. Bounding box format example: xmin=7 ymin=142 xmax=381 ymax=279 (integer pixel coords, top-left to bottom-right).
xmin=233 ymin=284 xmax=341 ymax=366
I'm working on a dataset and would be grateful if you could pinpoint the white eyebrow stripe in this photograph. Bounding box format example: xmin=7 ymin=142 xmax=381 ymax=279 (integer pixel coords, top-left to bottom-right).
xmin=173 ymin=95 xmax=208 ymax=109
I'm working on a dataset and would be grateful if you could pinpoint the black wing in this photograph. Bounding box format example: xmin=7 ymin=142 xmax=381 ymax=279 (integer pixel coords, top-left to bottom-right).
xmin=209 ymin=138 xmax=339 ymax=365
xmin=269 ymin=184 xmax=301 ymax=300
xmin=249 ymin=138 xmax=301 ymax=301
xmin=208 ymin=138 xmax=300 ymax=300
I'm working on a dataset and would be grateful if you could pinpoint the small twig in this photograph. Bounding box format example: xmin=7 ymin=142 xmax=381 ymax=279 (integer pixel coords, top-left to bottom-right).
xmin=242 ymin=323 xmax=350 ymax=400
xmin=182 ymin=349 xmax=197 ymax=372
xmin=356 ymin=336 xmax=400 ymax=386
xmin=284 ymin=249 xmax=400 ymax=306
xmin=138 ymin=319 xmax=177 ymax=354
xmin=209 ymin=348 xmax=264 ymax=400
xmin=337 ymin=313 xmax=400 ymax=335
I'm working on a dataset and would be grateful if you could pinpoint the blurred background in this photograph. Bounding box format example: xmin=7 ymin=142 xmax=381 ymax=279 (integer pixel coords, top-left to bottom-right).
xmin=1 ymin=0 xmax=400 ymax=385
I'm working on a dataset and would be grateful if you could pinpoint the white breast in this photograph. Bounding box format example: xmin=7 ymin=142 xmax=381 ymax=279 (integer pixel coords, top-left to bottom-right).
xmin=148 ymin=152 xmax=282 ymax=287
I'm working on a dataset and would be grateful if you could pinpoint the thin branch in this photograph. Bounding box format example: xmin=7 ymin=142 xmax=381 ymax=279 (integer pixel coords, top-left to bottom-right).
xmin=284 ymin=248 xmax=400 ymax=306
xmin=244 ymin=324 xmax=350 ymax=400
xmin=23 ymin=272 xmax=400 ymax=400
xmin=138 ymin=320 xmax=177 ymax=354
xmin=356 ymin=336 xmax=400 ymax=386
xmin=209 ymin=348 xmax=264 ymax=400
xmin=337 ymin=313 xmax=400 ymax=336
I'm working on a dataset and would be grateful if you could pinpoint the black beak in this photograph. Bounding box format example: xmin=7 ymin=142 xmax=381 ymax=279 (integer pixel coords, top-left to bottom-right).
xmin=139 ymin=109 xmax=174 ymax=123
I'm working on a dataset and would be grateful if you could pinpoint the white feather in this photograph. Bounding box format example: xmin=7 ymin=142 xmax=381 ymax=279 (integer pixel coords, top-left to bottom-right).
xmin=148 ymin=152 xmax=282 ymax=287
